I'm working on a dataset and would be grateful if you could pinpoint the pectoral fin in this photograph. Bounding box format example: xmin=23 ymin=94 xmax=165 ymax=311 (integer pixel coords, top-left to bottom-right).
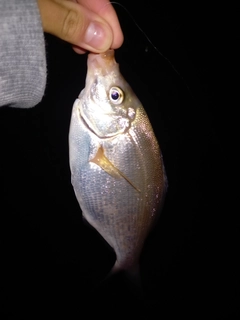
xmin=90 ymin=146 xmax=140 ymax=193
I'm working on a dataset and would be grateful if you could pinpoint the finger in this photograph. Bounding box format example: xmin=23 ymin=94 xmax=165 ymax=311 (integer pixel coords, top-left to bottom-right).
xmin=75 ymin=0 xmax=124 ymax=49
xmin=37 ymin=0 xmax=114 ymax=53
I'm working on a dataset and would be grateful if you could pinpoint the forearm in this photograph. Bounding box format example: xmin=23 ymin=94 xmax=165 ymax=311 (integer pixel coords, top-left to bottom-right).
xmin=0 ymin=0 xmax=46 ymax=108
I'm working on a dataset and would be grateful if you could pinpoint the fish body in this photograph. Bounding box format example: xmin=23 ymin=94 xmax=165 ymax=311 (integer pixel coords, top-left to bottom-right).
xmin=69 ymin=50 xmax=167 ymax=273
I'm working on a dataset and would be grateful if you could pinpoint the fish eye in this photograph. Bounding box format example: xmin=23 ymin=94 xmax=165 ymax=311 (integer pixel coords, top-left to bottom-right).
xmin=109 ymin=87 xmax=124 ymax=105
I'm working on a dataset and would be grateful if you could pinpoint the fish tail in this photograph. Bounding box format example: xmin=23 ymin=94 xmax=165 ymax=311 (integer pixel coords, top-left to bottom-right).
xmin=124 ymin=264 xmax=142 ymax=289
xmin=103 ymin=260 xmax=141 ymax=284
xmin=111 ymin=260 xmax=143 ymax=296
xmin=109 ymin=260 xmax=122 ymax=275
xmin=93 ymin=262 xmax=143 ymax=300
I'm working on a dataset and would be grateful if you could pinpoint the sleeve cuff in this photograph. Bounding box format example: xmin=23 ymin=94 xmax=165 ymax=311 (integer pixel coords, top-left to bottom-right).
xmin=0 ymin=0 xmax=47 ymax=108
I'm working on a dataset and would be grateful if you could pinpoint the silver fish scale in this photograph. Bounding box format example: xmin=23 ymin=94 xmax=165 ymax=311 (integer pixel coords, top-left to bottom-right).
xmin=69 ymin=50 xmax=167 ymax=272
xmin=70 ymin=101 xmax=163 ymax=269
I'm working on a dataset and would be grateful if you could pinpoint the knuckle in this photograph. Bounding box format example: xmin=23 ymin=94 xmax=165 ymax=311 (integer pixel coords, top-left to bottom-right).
xmin=62 ymin=9 xmax=83 ymax=40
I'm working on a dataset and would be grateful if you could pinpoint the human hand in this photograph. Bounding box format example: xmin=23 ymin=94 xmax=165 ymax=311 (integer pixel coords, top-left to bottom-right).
xmin=37 ymin=0 xmax=124 ymax=54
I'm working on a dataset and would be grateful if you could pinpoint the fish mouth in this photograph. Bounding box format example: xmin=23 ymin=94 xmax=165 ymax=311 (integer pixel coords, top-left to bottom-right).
xmin=87 ymin=49 xmax=117 ymax=73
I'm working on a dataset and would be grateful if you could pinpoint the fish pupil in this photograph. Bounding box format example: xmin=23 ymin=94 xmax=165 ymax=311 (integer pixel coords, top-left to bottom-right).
xmin=111 ymin=90 xmax=119 ymax=100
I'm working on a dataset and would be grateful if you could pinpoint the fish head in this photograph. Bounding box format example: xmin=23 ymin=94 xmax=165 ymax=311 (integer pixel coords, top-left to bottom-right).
xmin=79 ymin=49 xmax=138 ymax=138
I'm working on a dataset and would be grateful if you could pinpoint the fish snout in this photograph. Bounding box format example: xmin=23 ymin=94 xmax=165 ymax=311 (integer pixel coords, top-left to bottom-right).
xmin=87 ymin=49 xmax=117 ymax=73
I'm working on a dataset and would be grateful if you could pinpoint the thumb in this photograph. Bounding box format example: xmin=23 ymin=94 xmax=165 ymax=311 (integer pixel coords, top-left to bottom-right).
xmin=37 ymin=0 xmax=113 ymax=53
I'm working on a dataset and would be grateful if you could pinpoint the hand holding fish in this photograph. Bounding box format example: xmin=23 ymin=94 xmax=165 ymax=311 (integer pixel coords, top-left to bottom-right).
xmin=37 ymin=0 xmax=124 ymax=53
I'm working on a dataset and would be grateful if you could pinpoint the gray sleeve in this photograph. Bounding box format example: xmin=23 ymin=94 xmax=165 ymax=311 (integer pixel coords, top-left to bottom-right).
xmin=0 ymin=0 xmax=47 ymax=108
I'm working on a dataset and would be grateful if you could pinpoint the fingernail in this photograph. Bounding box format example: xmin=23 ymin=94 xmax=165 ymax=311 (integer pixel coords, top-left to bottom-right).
xmin=84 ymin=21 xmax=112 ymax=51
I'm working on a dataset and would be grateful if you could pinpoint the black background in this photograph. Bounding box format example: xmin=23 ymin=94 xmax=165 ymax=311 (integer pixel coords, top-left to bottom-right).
xmin=1 ymin=2 xmax=239 ymax=318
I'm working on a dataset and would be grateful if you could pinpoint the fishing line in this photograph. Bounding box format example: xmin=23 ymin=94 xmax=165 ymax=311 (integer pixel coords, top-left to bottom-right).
xmin=99 ymin=1 xmax=193 ymax=98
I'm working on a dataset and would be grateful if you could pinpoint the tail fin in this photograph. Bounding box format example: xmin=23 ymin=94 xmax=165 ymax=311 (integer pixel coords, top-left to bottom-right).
xmin=122 ymin=263 xmax=141 ymax=289
xmin=108 ymin=260 xmax=143 ymax=298
xmin=97 ymin=259 xmax=142 ymax=285
xmin=91 ymin=260 xmax=144 ymax=300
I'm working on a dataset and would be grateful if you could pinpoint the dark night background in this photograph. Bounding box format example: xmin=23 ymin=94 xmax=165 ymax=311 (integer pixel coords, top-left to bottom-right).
xmin=0 ymin=2 xmax=239 ymax=319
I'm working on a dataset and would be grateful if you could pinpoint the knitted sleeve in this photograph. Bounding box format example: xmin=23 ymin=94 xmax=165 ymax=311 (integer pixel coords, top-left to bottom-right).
xmin=0 ymin=0 xmax=47 ymax=108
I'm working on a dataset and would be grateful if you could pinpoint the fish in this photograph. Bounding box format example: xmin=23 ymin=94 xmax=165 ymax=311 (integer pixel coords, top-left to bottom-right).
xmin=69 ymin=49 xmax=167 ymax=278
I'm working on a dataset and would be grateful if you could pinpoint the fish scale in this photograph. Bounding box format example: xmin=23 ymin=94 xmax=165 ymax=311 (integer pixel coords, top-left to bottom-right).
xmin=69 ymin=49 xmax=167 ymax=276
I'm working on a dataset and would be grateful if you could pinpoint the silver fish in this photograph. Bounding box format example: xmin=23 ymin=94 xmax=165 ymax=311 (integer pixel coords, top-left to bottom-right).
xmin=69 ymin=49 xmax=167 ymax=275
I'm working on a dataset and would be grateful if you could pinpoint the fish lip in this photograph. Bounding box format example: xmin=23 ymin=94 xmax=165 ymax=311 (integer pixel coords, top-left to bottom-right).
xmin=87 ymin=49 xmax=117 ymax=73
xmin=88 ymin=49 xmax=114 ymax=63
